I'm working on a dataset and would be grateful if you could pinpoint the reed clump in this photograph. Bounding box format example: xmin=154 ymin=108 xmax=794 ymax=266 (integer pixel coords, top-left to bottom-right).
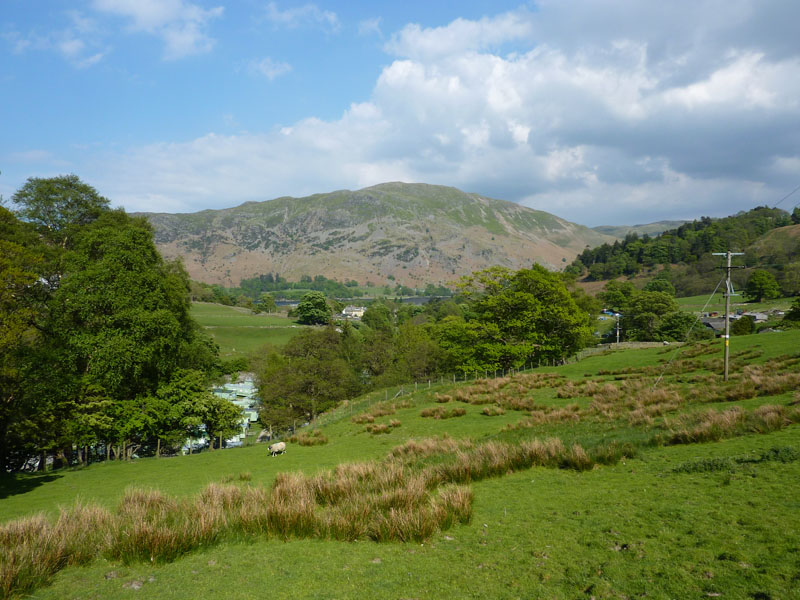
xmin=481 ymin=405 xmax=506 ymax=416
xmin=666 ymin=405 xmax=800 ymax=445
xmin=388 ymin=436 xmax=474 ymax=461
xmin=292 ymin=429 xmax=329 ymax=446
xmin=420 ymin=406 xmax=467 ymax=419
xmin=366 ymin=423 xmax=391 ymax=434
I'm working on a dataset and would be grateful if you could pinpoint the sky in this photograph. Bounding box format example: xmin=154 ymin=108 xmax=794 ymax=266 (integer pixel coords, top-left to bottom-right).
xmin=1 ymin=0 xmax=799 ymax=227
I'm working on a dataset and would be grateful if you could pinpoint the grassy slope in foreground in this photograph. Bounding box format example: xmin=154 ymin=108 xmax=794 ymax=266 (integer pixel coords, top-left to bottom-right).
xmin=2 ymin=329 xmax=799 ymax=599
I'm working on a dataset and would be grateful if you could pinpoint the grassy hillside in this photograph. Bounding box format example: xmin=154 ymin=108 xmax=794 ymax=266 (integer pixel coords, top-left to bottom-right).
xmin=2 ymin=330 xmax=799 ymax=599
xmin=592 ymin=220 xmax=688 ymax=238
xmin=190 ymin=302 xmax=305 ymax=357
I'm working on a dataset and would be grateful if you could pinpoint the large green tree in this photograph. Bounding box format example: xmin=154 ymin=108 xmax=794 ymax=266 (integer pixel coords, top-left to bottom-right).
xmin=744 ymin=270 xmax=781 ymax=302
xmin=454 ymin=265 xmax=592 ymax=368
xmin=2 ymin=176 xmax=220 ymax=469
xmin=295 ymin=291 xmax=332 ymax=325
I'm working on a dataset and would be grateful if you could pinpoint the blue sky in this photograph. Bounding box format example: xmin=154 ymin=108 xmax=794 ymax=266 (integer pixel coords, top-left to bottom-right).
xmin=2 ymin=0 xmax=799 ymax=226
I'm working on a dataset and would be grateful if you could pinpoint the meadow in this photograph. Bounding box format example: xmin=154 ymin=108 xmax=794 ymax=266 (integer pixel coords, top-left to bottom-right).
xmin=190 ymin=302 xmax=305 ymax=357
xmin=1 ymin=329 xmax=799 ymax=599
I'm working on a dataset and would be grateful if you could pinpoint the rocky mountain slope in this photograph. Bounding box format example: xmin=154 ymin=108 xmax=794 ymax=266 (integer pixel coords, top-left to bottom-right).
xmin=139 ymin=182 xmax=615 ymax=287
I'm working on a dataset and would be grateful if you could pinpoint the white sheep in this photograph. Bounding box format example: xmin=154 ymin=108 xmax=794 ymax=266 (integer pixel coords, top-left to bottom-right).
xmin=268 ymin=441 xmax=286 ymax=457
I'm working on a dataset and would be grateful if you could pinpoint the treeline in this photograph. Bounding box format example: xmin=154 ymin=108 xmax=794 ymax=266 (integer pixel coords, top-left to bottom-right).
xmin=190 ymin=274 xmax=453 ymax=307
xmin=1 ymin=176 xmax=242 ymax=472
xmin=256 ymin=266 xmax=596 ymax=431
xmin=569 ymin=207 xmax=800 ymax=296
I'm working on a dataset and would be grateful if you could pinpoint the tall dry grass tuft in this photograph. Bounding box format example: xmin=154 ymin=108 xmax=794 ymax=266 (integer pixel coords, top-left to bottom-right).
xmin=481 ymin=405 xmax=506 ymax=416
xmin=420 ymin=406 xmax=467 ymax=419
xmin=292 ymin=429 xmax=329 ymax=446
xmin=388 ymin=436 xmax=474 ymax=461
xmin=365 ymin=423 xmax=391 ymax=434
xmin=0 ymin=503 xmax=113 ymax=599
xmin=351 ymin=413 xmax=375 ymax=424
xmin=667 ymin=405 xmax=800 ymax=445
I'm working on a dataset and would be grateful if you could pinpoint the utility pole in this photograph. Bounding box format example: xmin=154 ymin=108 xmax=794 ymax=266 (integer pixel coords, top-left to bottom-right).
xmin=615 ymin=313 xmax=621 ymax=345
xmin=712 ymin=251 xmax=744 ymax=381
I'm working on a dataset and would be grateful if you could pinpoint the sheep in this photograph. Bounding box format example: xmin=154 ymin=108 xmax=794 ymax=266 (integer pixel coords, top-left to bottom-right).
xmin=268 ymin=441 xmax=286 ymax=457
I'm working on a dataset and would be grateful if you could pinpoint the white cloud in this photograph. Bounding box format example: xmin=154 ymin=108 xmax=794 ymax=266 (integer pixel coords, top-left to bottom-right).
xmin=2 ymin=16 xmax=108 ymax=69
xmin=358 ymin=17 xmax=382 ymax=37
xmin=248 ymin=57 xmax=292 ymax=81
xmin=263 ymin=2 xmax=340 ymax=33
xmin=91 ymin=0 xmax=223 ymax=59
xmin=83 ymin=2 xmax=800 ymax=225
xmin=385 ymin=10 xmax=534 ymax=60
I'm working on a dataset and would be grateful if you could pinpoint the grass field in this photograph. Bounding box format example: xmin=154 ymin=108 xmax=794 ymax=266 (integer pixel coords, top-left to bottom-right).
xmin=2 ymin=329 xmax=799 ymax=599
xmin=676 ymin=292 xmax=792 ymax=314
xmin=190 ymin=302 xmax=306 ymax=357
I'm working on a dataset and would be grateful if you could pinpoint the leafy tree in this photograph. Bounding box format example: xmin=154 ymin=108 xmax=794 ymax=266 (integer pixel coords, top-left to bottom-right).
xmin=457 ymin=266 xmax=592 ymax=367
xmin=731 ymin=315 xmax=756 ymax=336
xmin=644 ymin=278 xmax=676 ymax=296
xmin=295 ymin=291 xmax=331 ymax=325
xmin=792 ymin=207 xmax=800 ymax=225
xmin=256 ymin=292 xmax=277 ymax=313
xmin=656 ymin=311 xmax=713 ymax=342
xmin=12 ymin=174 xmax=109 ymax=248
xmin=599 ymin=281 xmax=636 ymax=312
xmin=784 ymin=297 xmax=800 ymax=322
xmin=744 ymin=270 xmax=781 ymax=302
xmin=623 ymin=291 xmax=678 ymax=341
xmin=258 ymin=327 xmax=360 ymax=420
xmin=362 ymin=302 xmax=394 ymax=333
xmin=204 ymin=394 xmax=242 ymax=450
xmin=0 ymin=207 xmax=44 ymax=469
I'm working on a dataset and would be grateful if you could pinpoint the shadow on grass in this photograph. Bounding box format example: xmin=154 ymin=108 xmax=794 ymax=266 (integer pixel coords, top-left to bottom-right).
xmin=0 ymin=472 xmax=62 ymax=500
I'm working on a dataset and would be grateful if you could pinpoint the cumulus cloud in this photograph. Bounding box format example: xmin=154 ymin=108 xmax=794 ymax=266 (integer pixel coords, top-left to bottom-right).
xmin=2 ymin=11 xmax=107 ymax=67
xmin=248 ymin=57 xmax=292 ymax=80
xmin=358 ymin=17 xmax=382 ymax=38
xmin=263 ymin=2 xmax=340 ymax=33
xmin=91 ymin=0 xmax=223 ymax=59
xmin=92 ymin=0 xmax=800 ymax=225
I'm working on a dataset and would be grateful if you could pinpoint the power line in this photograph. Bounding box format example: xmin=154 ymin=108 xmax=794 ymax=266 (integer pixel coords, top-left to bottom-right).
xmin=774 ymin=182 xmax=800 ymax=209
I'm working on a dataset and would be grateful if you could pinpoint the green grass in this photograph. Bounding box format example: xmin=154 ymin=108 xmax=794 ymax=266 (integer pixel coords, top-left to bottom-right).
xmin=3 ymin=329 xmax=800 ymax=599
xmin=676 ymin=292 xmax=792 ymax=314
xmin=190 ymin=302 xmax=305 ymax=357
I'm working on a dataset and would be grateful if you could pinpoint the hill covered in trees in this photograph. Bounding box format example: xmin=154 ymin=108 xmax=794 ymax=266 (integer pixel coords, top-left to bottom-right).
xmin=569 ymin=206 xmax=800 ymax=297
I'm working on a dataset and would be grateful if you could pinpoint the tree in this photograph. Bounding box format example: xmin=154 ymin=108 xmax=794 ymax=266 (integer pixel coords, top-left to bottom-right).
xmin=744 ymin=270 xmax=781 ymax=302
xmin=258 ymin=327 xmax=360 ymax=421
xmin=656 ymin=311 xmax=713 ymax=342
xmin=784 ymin=297 xmax=800 ymax=322
xmin=12 ymin=174 xmax=109 ymax=248
xmin=0 ymin=207 xmax=45 ymax=469
xmin=256 ymin=292 xmax=277 ymax=313
xmin=456 ymin=266 xmax=592 ymax=367
xmin=362 ymin=302 xmax=394 ymax=333
xmin=792 ymin=207 xmax=800 ymax=225
xmin=643 ymin=278 xmax=676 ymax=296
xmin=623 ymin=291 xmax=678 ymax=341
xmin=731 ymin=315 xmax=756 ymax=336
xmin=295 ymin=291 xmax=331 ymax=325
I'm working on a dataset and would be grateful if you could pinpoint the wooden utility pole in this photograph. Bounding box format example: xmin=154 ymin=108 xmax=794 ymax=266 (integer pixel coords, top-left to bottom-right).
xmin=712 ymin=251 xmax=744 ymax=381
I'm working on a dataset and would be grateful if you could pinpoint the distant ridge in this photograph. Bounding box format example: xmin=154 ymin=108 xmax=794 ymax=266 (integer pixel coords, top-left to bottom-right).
xmin=592 ymin=221 xmax=689 ymax=239
xmin=138 ymin=182 xmax=615 ymax=287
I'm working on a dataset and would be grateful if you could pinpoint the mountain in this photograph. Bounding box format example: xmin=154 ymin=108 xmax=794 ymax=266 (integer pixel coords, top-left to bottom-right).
xmin=592 ymin=221 xmax=688 ymax=239
xmin=138 ymin=182 xmax=615 ymax=287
